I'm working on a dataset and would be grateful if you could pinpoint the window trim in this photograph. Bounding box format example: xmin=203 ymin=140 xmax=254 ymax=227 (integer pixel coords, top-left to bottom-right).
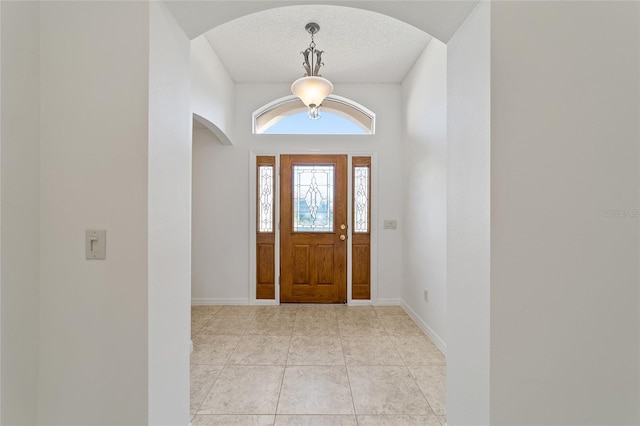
xmin=253 ymin=94 xmax=376 ymax=135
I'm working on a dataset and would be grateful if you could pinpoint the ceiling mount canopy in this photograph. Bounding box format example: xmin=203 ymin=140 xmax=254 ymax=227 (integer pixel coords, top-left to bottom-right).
xmin=290 ymin=22 xmax=334 ymax=120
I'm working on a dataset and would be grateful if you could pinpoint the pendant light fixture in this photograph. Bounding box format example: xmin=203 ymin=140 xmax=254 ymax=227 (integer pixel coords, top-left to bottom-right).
xmin=291 ymin=22 xmax=334 ymax=120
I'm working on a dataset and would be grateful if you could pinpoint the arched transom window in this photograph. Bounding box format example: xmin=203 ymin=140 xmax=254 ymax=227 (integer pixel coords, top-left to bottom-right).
xmin=253 ymin=95 xmax=375 ymax=135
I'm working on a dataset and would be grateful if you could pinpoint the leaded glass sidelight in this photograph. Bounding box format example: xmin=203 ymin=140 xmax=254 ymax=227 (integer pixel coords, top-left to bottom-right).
xmin=354 ymin=166 xmax=369 ymax=233
xmin=258 ymin=165 xmax=274 ymax=232
xmin=293 ymin=165 xmax=334 ymax=232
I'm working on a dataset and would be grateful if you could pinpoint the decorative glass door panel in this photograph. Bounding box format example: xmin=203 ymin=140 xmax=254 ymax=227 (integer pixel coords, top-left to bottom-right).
xmin=293 ymin=165 xmax=334 ymax=232
xmin=352 ymin=157 xmax=371 ymax=299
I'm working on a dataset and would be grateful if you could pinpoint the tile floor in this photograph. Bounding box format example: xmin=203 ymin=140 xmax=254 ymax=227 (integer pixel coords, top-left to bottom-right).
xmin=191 ymin=304 xmax=446 ymax=426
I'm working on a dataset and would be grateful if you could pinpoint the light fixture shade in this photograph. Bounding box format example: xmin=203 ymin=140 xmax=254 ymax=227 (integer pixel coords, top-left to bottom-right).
xmin=291 ymin=76 xmax=334 ymax=107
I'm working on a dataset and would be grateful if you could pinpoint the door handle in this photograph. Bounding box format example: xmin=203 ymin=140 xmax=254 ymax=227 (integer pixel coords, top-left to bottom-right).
xmin=340 ymin=234 xmax=346 ymax=241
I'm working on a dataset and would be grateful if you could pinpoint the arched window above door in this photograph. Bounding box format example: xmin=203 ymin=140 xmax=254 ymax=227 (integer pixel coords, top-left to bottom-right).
xmin=253 ymin=95 xmax=375 ymax=135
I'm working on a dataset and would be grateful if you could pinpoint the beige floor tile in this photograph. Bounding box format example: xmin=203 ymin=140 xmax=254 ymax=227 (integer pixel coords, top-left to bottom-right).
xmin=191 ymin=336 xmax=240 ymax=365
xmin=192 ymin=305 xmax=223 ymax=315
xmin=335 ymin=306 xmax=376 ymax=320
xmin=199 ymin=316 xmax=252 ymax=335
xmin=372 ymin=306 xmax=407 ymax=316
xmin=190 ymin=365 xmax=223 ymax=414
xmin=256 ymin=305 xmax=298 ymax=313
xmin=191 ymin=414 xmax=275 ymax=425
xmin=274 ymin=415 xmax=357 ymax=425
xmin=254 ymin=310 xmax=298 ymax=322
xmin=215 ymin=305 xmax=259 ymax=317
xmin=197 ymin=366 xmax=284 ymax=415
xmin=228 ymin=335 xmax=291 ymax=365
xmin=192 ymin=311 xmax=215 ymax=321
xmin=245 ymin=319 xmax=295 ymax=336
xmin=287 ymin=336 xmax=345 ymax=365
xmin=408 ymin=366 xmax=447 ymax=415
xmin=277 ymin=366 xmax=354 ymax=415
xmin=338 ymin=317 xmax=386 ymax=336
xmin=379 ymin=316 xmax=424 ymax=336
xmin=357 ymin=415 xmax=441 ymax=425
xmin=295 ymin=305 xmax=337 ymax=318
xmin=348 ymin=366 xmax=433 ymax=415
xmin=190 ymin=305 xmax=447 ymax=420
xmin=390 ymin=335 xmax=446 ymax=365
xmin=293 ymin=317 xmax=340 ymax=335
xmin=192 ymin=317 xmax=209 ymax=335
xmin=341 ymin=336 xmax=404 ymax=366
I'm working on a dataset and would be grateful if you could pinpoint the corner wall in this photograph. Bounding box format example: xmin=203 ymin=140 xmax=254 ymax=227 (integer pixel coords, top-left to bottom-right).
xmin=38 ymin=2 xmax=150 ymax=423
xmin=148 ymin=2 xmax=192 ymax=424
xmin=446 ymin=2 xmax=491 ymax=425
xmin=0 ymin=2 xmax=40 ymax=424
xmin=490 ymin=2 xmax=640 ymax=424
xmin=400 ymin=39 xmax=448 ymax=350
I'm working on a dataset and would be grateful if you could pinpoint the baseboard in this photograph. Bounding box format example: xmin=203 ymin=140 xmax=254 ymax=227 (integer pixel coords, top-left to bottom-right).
xmin=374 ymin=298 xmax=403 ymax=306
xmin=401 ymin=301 xmax=447 ymax=355
xmin=191 ymin=298 xmax=249 ymax=305
xmin=251 ymin=299 xmax=279 ymax=305
xmin=349 ymin=298 xmax=403 ymax=306
xmin=348 ymin=299 xmax=372 ymax=306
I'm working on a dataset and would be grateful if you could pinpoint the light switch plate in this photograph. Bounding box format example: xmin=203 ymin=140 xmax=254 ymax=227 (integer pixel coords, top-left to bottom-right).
xmin=86 ymin=229 xmax=106 ymax=260
xmin=383 ymin=219 xmax=398 ymax=230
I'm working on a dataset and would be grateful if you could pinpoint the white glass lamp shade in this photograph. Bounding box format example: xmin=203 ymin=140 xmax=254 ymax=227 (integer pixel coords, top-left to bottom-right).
xmin=291 ymin=76 xmax=334 ymax=107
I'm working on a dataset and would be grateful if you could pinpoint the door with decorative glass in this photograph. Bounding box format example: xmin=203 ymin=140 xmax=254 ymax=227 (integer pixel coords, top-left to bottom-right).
xmin=280 ymin=155 xmax=347 ymax=303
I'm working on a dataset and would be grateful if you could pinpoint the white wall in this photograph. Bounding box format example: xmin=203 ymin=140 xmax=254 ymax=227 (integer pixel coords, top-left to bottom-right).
xmin=38 ymin=2 xmax=149 ymax=423
xmin=191 ymin=35 xmax=235 ymax=144
xmin=192 ymin=129 xmax=248 ymax=303
xmin=192 ymin=83 xmax=404 ymax=304
xmin=0 ymin=2 xmax=40 ymax=424
xmin=446 ymin=2 xmax=491 ymax=425
xmin=489 ymin=2 xmax=639 ymax=424
xmin=401 ymin=39 xmax=448 ymax=351
xmin=148 ymin=2 xmax=192 ymax=424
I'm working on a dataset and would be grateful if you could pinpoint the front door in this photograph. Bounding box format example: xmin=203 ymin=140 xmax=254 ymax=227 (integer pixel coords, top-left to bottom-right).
xmin=280 ymin=155 xmax=348 ymax=303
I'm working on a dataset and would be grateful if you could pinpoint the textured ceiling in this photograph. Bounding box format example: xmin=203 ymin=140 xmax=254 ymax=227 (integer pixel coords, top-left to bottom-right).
xmin=203 ymin=5 xmax=432 ymax=84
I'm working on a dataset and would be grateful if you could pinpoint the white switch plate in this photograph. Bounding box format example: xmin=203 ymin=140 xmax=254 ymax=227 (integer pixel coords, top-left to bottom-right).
xmin=86 ymin=229 xmax=106 ymax=260
xmin=383 ymin=220 xmax=397 ymax=230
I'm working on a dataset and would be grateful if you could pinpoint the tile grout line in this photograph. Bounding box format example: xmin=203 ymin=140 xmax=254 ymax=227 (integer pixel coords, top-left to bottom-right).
xmin=273 ymin=325 xmax=294 ymax=422
xmin=190 ymin=309 xmax=252 ymax=418
xmin=339 ymin=319 xmax=360 ymax=425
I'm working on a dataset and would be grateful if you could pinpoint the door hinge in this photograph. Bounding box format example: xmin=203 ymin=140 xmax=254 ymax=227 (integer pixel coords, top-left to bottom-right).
xmin=278 ymin=275 xmax=281 ymax=285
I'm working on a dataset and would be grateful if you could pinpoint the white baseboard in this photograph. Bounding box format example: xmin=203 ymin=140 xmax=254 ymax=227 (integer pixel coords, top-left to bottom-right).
xmin=349 ymin=298 xmax=404 ymax=306
xmin=348 ymin=299 xmax=372 ymax=306
xmin=191 ymin=298 xmax=249 ymax=305
xmin=251 ymin=299 xmax=279 ymax=305
xmin=374 ymin=298 xmax=403 ymax=306
xmin=401 ymin=301 xmax=447 ymax=355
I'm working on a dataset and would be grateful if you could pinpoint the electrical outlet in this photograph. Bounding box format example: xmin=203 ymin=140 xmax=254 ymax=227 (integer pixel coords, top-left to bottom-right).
xmin=423 ymin=289 xmax=429 ymax=303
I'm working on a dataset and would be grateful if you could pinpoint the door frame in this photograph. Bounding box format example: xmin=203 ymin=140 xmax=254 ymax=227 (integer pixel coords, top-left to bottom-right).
xmin=249 ymin=149 xmax=378 ymax=305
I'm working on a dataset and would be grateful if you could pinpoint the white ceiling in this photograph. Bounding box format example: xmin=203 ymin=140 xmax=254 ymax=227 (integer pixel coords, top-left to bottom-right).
xmin=203 ymin=5 xmax=432 ymax=84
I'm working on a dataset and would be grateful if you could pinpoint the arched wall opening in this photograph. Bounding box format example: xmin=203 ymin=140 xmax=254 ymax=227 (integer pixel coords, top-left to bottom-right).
xmin=183 ymin=2 xmax=490 ymax=426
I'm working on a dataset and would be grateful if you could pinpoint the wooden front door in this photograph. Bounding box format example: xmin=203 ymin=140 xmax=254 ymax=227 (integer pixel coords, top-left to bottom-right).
xmin=280 ymin=155 xmax=347 ymax=303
